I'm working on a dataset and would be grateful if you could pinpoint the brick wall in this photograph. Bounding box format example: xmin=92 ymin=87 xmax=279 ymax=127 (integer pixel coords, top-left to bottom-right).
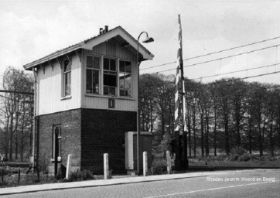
xmin=81 ymin=109 xmax=136 ymax=174
xmin=37 ymin=109 xmax=81 ymax=174
xmin=37 ymin=108 xmax=136 ymax=175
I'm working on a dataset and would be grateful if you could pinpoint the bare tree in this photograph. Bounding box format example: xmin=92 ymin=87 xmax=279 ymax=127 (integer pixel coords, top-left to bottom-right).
xmin=1 ymin=66 xmax=33 ymax=161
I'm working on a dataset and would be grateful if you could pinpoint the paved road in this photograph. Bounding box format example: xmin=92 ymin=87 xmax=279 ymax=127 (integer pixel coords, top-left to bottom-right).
xmin=4 ymin=169 xmax=280 ymax=198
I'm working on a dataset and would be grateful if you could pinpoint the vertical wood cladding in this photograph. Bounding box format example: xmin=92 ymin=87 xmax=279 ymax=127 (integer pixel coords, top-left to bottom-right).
xmin=81 ymin=109 xmax=136 ymax=173
xmin=37 ymin=109 xmax=81 ymax=173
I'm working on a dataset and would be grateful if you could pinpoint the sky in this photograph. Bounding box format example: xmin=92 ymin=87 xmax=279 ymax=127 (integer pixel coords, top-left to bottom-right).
xmin=1 ymin=0 xmax=280 ymax=84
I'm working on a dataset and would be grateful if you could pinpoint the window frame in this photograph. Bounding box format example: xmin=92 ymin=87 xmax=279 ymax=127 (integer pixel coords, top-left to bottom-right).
xmin=62 ymin=58 xmax=71 ymax=97
xmin=86 ymin=55 xmax=101 ymax=95
xmin=103 ymin=57 xmax=117 ymax=96
xmin=119 ymin=60 xmax=132 ymax=97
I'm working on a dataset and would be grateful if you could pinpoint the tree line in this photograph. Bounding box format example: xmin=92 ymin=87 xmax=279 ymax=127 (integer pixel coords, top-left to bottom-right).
xmin=0 ymin=66 xmax=33 ymax=161
xmin=139 ymin=73 xmax=280 ymax=157
xmin=0 ymin=67 xmax=279 ymax=161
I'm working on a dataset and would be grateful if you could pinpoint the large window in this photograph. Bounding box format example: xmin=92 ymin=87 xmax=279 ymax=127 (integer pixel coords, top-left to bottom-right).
xmin=86 ymin=56 xmax=100 ymax=94
xmin=119 ymin=60 xmax=132 ymax=97
xmin=63 ymin=59 xmax=71 ymax=96
xmin=103 ymin=58 xmax=117 ymax=96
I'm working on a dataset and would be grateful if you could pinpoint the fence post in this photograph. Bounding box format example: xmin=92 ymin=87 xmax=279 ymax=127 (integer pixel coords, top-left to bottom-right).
xmin=104 ymin=153 xmax=109 ymax=179
xmin=166 ymin=150 xmax=172 ymax=174
xmin=143 ymin=151 xmax=148 ymax=176
xmin=65 ymin=154 xmax=72 ymax=180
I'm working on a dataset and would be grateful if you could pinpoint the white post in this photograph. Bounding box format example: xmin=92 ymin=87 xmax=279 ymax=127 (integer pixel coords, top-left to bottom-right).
xmin=104 ymin=153 xmax=109 ymax=179
xmin=65 ymin=154 xmax=72 ymax=180
xmin=166 ymin=150 xmax=171 ymax=174
xmin=143 ymin=151 xmax=148 ymax=176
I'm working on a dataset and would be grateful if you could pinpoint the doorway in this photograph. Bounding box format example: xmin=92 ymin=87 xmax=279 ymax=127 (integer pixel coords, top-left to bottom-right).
xmin=52 ymin=125 xmax=61 ymax=177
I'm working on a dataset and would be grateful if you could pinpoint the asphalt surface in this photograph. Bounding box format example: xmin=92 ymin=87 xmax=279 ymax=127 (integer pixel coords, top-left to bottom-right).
xmin=3 ymin=169 xmax=280 ymax=198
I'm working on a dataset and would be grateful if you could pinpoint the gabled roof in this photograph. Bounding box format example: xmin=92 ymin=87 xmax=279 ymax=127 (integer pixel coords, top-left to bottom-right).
xmin=23 ymin=26 xmax=154 ymax=70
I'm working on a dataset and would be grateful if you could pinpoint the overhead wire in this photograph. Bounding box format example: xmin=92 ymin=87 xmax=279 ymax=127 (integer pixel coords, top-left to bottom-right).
xmin=141 ymin=35 xmax=280 ymax=71
xmin=189 ymin=62 xmax=280 ymax=81
xmin=149 ymin=44 xmax=280 ymax=73
xmin=241 ymin=70 xmax=280 ymax=80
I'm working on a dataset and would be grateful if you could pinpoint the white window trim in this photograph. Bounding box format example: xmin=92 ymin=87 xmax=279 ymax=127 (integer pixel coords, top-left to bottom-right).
xmin=116 ymin=58 xmax=120 ymax=97
xmin=83 ymin=54 xmax=135 ymax=100
xmin=61 ymin=58 xmax=72 ymax=98
xmin=86 ymin=55 xmax=101 ymax=95
xmin=119 ymin=59 xmax=133 ymax=98
xmin=103 ymin=57 xmax=118 ymax=96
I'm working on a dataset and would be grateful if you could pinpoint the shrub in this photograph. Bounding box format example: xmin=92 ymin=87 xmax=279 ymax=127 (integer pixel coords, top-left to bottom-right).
xmin=239 ymin=153 xmax=251 ymax=161
xmin=215 ymin=155 xmax=227 ymax=161
xmin=151 ymin=158 xmax=167 ymax=175
xmin=0 ymin=168 xmax=11 ymax=176
xmin=67 ymin=169 xmax=94 ymax=182
xmin=269 ymin=156 xmax=277 ymax=161
xmin=230 ymin=147 xmax=247 ymax=156
xmin=228 ymin=154 xmax=239 ymax=161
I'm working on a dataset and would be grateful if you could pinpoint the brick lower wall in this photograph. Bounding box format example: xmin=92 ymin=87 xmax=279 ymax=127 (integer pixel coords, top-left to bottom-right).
xmin=37 ymin=108 xmax=136 ymax=175
xmin=81 ymin=109 xmax=137 ymax=174
xmin=37 ymin=109 xmax=81 ymax=174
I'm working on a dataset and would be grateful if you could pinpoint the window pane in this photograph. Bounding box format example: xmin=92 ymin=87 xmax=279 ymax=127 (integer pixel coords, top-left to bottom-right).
xmin=119 ymin=73 xmax=131 ymax=97
xmin=104 ymin=86 xmax=115 ymax=96
xmin=86 ymin=69 xmax=93 ymax=93
xmin=104 ymin=73 xmax=117 ymax=87
xmin=64 ymin=60 xmax=71 ymax=72
xmin=93 ymin=57 xmax=100 ymax=69
xmin=104 ymin=58 xmax=110 ymax=70
xmin=86 ymin=69 xmax=99 ymax=94
xmin=119 ymin=60 xmax=131 ymax=97
xmin=104 ymin=69 xmax=117 ymax=96
xmin=125 ymin=61 xmax=132 ymax=73
xmin=120 ymin=61 xmax=125 ymax=72
xmin=119 ymin=76 xmax=125 ymax=89
xmin=64 ymin=72 xmax=71 ymax=96
xmin=86 ymin=56 xmax=93 ymax=68
xmin=92 ymin=70 xmax=99 ymax=94
xmin=110 ymin=59 xmax=116 ymax=71
xmin=119 ymin=61 xmax=131 ymax=73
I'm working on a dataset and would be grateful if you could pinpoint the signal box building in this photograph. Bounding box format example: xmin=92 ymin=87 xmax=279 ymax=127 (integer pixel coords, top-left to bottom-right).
xmin=23 ymin=26 xmax=153 ymax=175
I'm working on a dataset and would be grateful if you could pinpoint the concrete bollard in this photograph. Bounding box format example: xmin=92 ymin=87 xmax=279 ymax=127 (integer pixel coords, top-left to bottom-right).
xmin=166 ymin=150 xmax=172 ymax=174
xmin=104 ymin=153 xmax=109 ymax=179
xmin=65 ymin=154 xmax=72 ymax=180
xmin=143 ymin=151 xmax=148 ymax=176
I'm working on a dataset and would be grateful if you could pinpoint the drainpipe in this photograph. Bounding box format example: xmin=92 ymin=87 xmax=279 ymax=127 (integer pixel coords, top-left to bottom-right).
xmin=32 ymin=67 xmax=37 ymax=172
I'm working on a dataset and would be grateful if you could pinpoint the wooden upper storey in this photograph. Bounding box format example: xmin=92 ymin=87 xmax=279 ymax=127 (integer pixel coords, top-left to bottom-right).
xmin=23 ymin=26 xmax=153 ymax=115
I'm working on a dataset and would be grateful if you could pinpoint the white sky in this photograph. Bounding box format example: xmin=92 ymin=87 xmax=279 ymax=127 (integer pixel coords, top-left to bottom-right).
xmin=1 ymin=0 xmax=280 ymax=84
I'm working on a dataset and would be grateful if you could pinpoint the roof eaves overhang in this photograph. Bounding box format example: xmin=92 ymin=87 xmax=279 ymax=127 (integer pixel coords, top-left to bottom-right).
xmin=23 ymin=26 xmax=154 ymax=70
xmin=83 ymin=26 xmax=154 ymax=60
xmin=23 ymin=43 xmax=83 ymax=70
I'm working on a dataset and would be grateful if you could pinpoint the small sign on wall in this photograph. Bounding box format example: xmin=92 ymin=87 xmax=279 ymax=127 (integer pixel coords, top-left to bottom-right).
xmin=108 ymin=98 xmax=115 ymax=108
